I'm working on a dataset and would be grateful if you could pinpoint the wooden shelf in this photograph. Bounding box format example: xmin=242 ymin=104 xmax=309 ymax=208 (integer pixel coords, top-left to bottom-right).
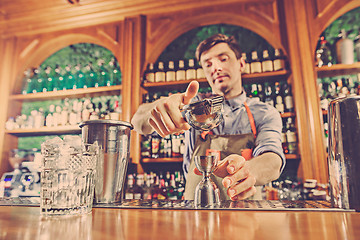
xmin=141 ymin=157 xmax=183 ymax=163
xmin=5 ymin=125 xmax=81 ymax=137
xmin=9 ymin=85 xmax=122 ymax=102
xmin=142 ymin=70 xmax=290 ymax=91
xmin=316 ymin=62 xmax=360 ymax=78
xmin=141 ymin=153 xmax=298 ymax=163
xmin=280 ymin=112 xmax=295 ymax=118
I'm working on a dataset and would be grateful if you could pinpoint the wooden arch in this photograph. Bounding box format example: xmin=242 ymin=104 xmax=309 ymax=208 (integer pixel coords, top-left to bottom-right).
xmin=145 ymin=3 xmax=283 ymax=67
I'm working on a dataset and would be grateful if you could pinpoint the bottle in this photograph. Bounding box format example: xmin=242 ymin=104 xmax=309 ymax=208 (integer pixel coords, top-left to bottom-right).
xmin=250 ymin=51 xmax=262 ymax=74
xmin=45 ymin=105 xmax=55 ymax=127
xmin=133 ymin=174 xmax=144 ymax=200
xmin=151 ymin=132 xmax=161 ymax=158
xmin=125 ymin=174 xmax=134 ymax=200
xmin=186 ymin=59 xmax=197 ymax=80
xmin=109 ymin=100 xmax=122 ymax=120
xmin=196 ymin=60 xmax=206 ymax=79
xmin=250 ymin=84 xmax=260 ymax=101
xmin=355 ymin=28 xmax=360 ymax=62
xmin=22 ymin=69 xmax=32 ymax=95
xmin=74 ymin=64 xmax=85 ymax=89
xmin=281 ymin=125 xmax=289 ymax=154
xmin=315 ymin=35 xmax=333 ymax=67
xmin=257 ymin=84 xmax=265 ymax=102
xmin=167 ymin=174 xmax=178 ymax=200
xmin=176 ymin=60 xmax=186 ymax=81
xmin=53 ymin=65 xmax=63 ymax=91
xmin=264 ymin=83 xmax=275 ymax=107
xmin=155 ymin=62 xmax=166 ymax=82
xmin=141 ymin=134 xmax=152 ymax=158
xmin=274 ymin=82 xmax=285 ymax=113
xmin=241 ymin=52 xmax=251 ymax=74
xmin=144 ymin=63 xmax=155 ymax=83
xmin=34 ymin=108 xmax=45 ymax=128
xmin=84 ymin=63 xmax=97 ymax=88
xmin=273 ymin=49 xmax=286 ymax=71
xmin=64 ymin=64 xmax=75 ymax=90
xmin=283 ymin=82 xmax=294 ymax=112
xmin=36 ymin=67 xmax=47 ymax=93
xmin=166 ymin=61 xmax=176 ymax=82
xmin=171 ymin=133 xmax=181 ymax=157
xmin=175 ymin=171 xmax=185 ymax=200
xmin=44 ymin=66 xmax=53 ymax=92
xmin=60 ymin=99 xmax=70 ymax=126
xmin=143 ymin=175 xmax=152 ymax=200
xmin=336 ymin=29 xmax=354 ymax=64
xmin=285 ymin=117 xmax=298 ymax=154
xmin=82 ymin=98 xmax=91 ymax=121
xmin=261 ymin=50 xmax=274 ymax=72
xmin=30 ymin=68 xmax=40 ymax=93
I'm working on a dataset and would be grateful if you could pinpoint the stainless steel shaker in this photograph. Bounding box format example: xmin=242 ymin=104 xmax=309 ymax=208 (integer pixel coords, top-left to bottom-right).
xmin=328 ymin=96 xmax=360 ymax=211
xmin=79 ymin=120 xmax=133 ymax=204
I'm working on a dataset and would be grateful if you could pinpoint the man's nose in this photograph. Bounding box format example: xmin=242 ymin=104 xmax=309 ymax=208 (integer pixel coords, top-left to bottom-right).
xmin=211 ymin=61 xmax=222 ymax=75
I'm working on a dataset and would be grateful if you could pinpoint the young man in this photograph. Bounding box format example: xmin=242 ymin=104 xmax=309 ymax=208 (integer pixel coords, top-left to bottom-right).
xmin=131 ymin=34 xmax=285 ymax=200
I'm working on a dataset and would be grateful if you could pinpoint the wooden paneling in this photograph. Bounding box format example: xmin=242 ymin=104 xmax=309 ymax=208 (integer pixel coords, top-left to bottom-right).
xmin=145 ymin=1 xmax=282 ymax=64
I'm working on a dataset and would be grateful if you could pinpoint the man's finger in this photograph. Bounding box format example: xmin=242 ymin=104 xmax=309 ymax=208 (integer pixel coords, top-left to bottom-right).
xmin=182 ymin=80 xmax=199 ymax=105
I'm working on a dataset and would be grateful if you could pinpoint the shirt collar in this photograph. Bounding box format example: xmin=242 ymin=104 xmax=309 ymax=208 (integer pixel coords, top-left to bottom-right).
xmin=224 ymin=91 xmax=247 ymax=109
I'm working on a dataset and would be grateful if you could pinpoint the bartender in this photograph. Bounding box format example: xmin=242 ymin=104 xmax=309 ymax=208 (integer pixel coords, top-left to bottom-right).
xmin=131 ymin=34 xmax=285 ymax=200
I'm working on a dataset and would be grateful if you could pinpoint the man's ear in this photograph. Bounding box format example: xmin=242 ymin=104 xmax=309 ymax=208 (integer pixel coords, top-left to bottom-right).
xmin=239 ymin=57 xmax=246 ymax=73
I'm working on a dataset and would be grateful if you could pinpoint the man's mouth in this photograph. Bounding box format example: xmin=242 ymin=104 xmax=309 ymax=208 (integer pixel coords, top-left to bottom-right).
xmin=214 ymin=75 xmax=228 ymax=83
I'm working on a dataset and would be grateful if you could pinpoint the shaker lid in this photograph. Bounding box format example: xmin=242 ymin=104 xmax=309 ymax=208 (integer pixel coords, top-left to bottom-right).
xmin=79 ymin=119 xmax=133 ymax=129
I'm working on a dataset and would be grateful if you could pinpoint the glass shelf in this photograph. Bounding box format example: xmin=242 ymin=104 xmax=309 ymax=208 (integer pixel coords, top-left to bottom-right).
xmin=10 ymin=85 xmax=122 ymax=102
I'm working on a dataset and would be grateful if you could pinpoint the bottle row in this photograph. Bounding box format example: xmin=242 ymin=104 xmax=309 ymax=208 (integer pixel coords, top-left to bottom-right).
xmin=142 ymin=49 xmax=287 ymax=84
xmin=143 ymin=80 xmax=295 ymax=114
xmin=21 ymin=58 xmax=122 ymax=95
xmin=141 ymin=132 xmax=185 ymax=159
xmin=125 ymin=171 xmax=185 ymax=200
xmin=315 ymin=28 xmax=360 ymax=67
xmin=317 ymin=74 xmax=360 ymax=110
xmin=5 ymin=95 xmax=122 ymax=130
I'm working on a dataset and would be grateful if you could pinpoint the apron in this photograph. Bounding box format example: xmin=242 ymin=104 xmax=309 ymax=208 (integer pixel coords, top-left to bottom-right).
xmin=184 ymin=102 xmax=263 ymax=200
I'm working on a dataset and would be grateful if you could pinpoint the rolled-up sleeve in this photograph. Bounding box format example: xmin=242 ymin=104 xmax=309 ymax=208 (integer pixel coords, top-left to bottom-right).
xmin=252 ymin=105 xmax=286 ymax=173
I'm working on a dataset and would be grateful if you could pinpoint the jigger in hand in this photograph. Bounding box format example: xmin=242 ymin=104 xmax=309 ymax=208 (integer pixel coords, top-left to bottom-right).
xmin=194 ymin=154 xmax=221 ymax=208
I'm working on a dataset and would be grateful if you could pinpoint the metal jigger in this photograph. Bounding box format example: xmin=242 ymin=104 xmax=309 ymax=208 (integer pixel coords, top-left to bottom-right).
xmin=194 ymin=155 xmax=220 ymax=208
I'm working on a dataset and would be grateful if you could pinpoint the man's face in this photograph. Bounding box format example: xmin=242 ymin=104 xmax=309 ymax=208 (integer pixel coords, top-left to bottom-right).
xmin=200 ymin=42 xmax=244 ymax=98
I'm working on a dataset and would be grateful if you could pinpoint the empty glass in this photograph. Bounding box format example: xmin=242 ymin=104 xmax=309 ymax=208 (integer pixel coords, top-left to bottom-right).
xmin=194 ymin=155 xmax=220 ymax=208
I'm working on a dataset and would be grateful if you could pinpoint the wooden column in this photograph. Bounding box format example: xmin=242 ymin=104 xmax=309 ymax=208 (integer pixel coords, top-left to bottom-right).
xmin=281 ymin=0 xmax=328 ymax=183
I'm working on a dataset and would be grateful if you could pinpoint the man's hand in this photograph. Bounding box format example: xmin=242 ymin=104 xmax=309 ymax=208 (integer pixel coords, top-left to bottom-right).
xmin=194 ymin=154 xmax=257 ymax=200
xmin=148 ymin=80 xmax=199 ymax=137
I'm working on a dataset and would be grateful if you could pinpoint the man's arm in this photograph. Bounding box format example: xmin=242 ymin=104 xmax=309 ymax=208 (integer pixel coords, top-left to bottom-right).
xmin=131 ymin=80 xmax=200 ymax=137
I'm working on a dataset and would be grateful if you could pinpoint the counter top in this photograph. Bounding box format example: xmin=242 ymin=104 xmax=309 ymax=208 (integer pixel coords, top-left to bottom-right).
xmin=1 ymin=201 xmax=360 ymax=240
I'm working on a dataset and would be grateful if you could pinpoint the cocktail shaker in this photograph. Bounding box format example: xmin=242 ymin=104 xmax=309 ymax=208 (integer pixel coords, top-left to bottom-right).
xmin=79 ymin=120 xmax=133 ymax=204
xmin=328 ymin=96 xmax=360 ymax=211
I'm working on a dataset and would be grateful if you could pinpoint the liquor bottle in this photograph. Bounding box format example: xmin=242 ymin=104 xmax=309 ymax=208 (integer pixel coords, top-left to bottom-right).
xmin=355 ymin=28 xmax=360 ymax=62
xmin=34 ymin=108 xmax=45 ymax=129
xmin=44 ymin=66 xmax=53 ymax=92
xmin=60 ymin=99 xmax=70 ymax=126
xmin=315 ymin=35 xmax=333 ymax=67
xmin=84 ymin=63 xmax=96 ymax=88
xmin=283 ymin=82 xmax=294 ymax=112
xmin=196 ymin=61 xmax=206 ymax=79
xmin=141 ymin=134 xmax=152 ymax=158
xmin=151 ymin=132 xmax=161 ymax=158
xmin=167 ymin=174 xmax=178 ymax=200
xmin=261 ymin=50 xmax=274 ymax=72
xmin=81 ymin=98 xmax=92 ymax=121
xmin=274 ymin=82 xmax=285 ymax=113
xmin=53 ymin=105 xmax=62 ymax=126
xmin=64 ymin=65 xmax=75 ymax=90
xmin=179 ymin=132 xmax=185 ymax=155
xmin=45 ymin=104 xmax=55 ymax=127
xmin=36 ymin=67 xmax=47 ymax=93
xmin=22 ymin=69 xmax=32 ymax=94
xmin=164 ymin=134 xmax=172 ymax=157
xmin=155 ymin=62 xmax=166 ymax=82
xmin=273 ymin=49 xmax=286 ymax=71
xmin=171 ymin=133 xmax=181 ymax=157
xmin=113 ymin=59 xmax=122 ymax=85
xmin=158 ymin=179 xmax=168 ymax=200
xmin=257 ymin=84 xmax=265 ymax=102
xmin=144 ymin=63 xmax=155 ymax=83
xmin=241 ymin=52 xmax=251 ymax=74
xmin=133 ymin=174 xmax=144 ymax=200
xmin=74 ymin=64 xmax=85 ymax=89
xmin=250 ymin=84 xmax=260 ymax=101
xmin=125 ymin=174 xmax=134 ymax=200
xmin=176 ymin=60 xmax=186 ymax=81
xmin=175 ymin=171 xmax=185 ymax=200
xmin=250 ymin=51 xmax=262 ymax=74
xmin=264 ymin=83 xmax=275 ymax=107
xmin=109 ymin=100 xmax=122 ymax=120
xmin=285 ymin=117 xmax=298 ymax=154
xmin=53 ymin=65 xmax=63 ymax=91
xmin=166 ymin=61 xmax=176 ymax=82
xmin=97 ymin=59 xmax=109 ymax=87
xmin=336 ymin=29 xmax=354 ymax=64
xmin=68 ymin=100 xmax=79 ymax=125
xmin=30 ymin=68 xmax=40 ymax=93
xmin=151 ymin=175 xmax=160 ymax=199
xmin=107 ymin=58 xmax=118 ymax=86
xmin=143 ymin=175 xmax=152 ymax=200
xmin=281 ymin=124 xmax=289 ymax=154
xmin=186 ymin=59 xmax=197 ymax=80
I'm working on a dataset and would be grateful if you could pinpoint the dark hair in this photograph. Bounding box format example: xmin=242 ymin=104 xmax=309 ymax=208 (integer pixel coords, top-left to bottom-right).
xmin=195 ymin=34 xmax=242 ymax=62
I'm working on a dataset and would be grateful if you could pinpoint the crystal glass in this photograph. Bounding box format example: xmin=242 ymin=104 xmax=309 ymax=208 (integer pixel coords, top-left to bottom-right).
xmin=40 ymin=137 xmax=98 ymax=216
xmin=194 ymin=155 xmax=220 ymax=208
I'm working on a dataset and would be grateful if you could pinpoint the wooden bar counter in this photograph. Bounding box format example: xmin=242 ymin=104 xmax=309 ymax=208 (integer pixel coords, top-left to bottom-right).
xmin=1 ymin=203 xmax=359 ymax=240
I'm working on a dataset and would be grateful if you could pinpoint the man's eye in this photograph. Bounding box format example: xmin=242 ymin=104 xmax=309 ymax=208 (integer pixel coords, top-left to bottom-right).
xmin=221 ymin=57 xmax=228 ymax=62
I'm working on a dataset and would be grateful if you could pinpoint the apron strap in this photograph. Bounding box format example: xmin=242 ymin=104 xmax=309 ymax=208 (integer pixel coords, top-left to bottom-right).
xmin=244 ymin=102 xmax=257 ymax=138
